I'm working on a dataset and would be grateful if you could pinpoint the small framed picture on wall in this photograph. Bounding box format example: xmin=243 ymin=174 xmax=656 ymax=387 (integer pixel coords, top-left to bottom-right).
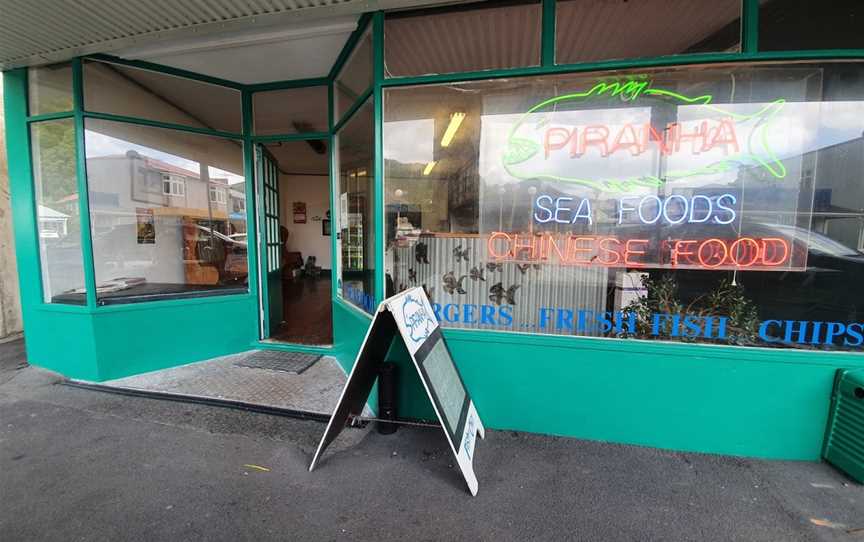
xmin=322 ymin=219 xmax=331 ymax=236
xmin=293 ymin=201 xmax=307 ymax=224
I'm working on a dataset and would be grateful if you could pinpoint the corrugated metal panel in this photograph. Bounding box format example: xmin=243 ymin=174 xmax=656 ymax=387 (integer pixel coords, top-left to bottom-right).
xmin=382 ymin=0 xmax=741 ymax=77
xmin=391 ymin=235 xmax=606 ymax=334
xmin=384 ymin=2 xmax=542 ymax=77
xmin=555 ymin=0 xmax=742 ymax=63
xmin=0 ymin=0 xmax=478 ymax=70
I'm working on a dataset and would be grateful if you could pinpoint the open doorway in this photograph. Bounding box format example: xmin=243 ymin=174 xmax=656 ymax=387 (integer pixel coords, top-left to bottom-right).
xmin=257 ymin=139 xmax=333 ymax=346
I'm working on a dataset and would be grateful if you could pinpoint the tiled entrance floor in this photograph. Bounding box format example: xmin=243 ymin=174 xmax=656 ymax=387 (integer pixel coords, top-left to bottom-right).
xmin=93 ymin=351 xmax=351 ymax=415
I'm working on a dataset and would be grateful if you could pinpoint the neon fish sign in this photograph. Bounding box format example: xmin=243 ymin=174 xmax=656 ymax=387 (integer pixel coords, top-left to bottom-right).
xmin=501 ymin=79 xmax=787 ymax=193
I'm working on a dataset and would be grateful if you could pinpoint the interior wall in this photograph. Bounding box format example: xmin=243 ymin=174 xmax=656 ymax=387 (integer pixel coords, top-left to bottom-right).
xmin=279 ymin=174 xmax=331 ymax=270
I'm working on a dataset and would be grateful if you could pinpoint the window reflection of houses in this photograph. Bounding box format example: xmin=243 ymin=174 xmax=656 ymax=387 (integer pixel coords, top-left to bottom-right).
xmin=37 ymin=204 xmax=69 ymax=239
xmin=88 ymin=150 xmax=246 ymax=230
xmin=86 ymin=149 xmax=247 ymax=289
xmin=231 ymin=188 xmax=246 ymax=214
xmin=162 ymin=173 xmax=186 ymax=197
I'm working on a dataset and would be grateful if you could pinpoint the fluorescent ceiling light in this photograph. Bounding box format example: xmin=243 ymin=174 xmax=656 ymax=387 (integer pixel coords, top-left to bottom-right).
xmin=423 ymin=161 xmax=437 ymax=176
xmin=440 ymin=112 xmax=465 ymax=148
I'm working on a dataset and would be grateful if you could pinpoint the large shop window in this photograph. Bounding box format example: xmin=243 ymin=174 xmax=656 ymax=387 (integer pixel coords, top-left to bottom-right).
xmin=384 ymin=1 xmax=542 ymax=78
xmin=384 ymin=62 xmax=864 ymax=352
xmin=556 ymin=0 xmax=741 ymax=64
xmin=30 ymin=119 xmax=86 ymax=303
xmin=83 ymin=119 xmax=248 ymax=305
xmin=83 ymin=60 xmax=242 ymax=134
xmin=336 ymin=100 xmax=375 ymax=314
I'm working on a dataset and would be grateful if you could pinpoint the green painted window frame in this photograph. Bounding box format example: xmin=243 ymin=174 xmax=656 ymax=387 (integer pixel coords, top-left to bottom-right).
xmin=22 ymin=60 xmax=94 ymax=309
xmin=78 ymin=59 xmax=249 ymax=310
xmin=333 ymin=95 xmax=376 ymax=315
xmin=6 ymin=0 xmax=864 ymax=353
xmin=370 ymin=0 xmax=864 ymax=355
xmin=238 ymin=14 xmax=374 ymax=349
xmin=22 ymin=57 xmax=254 ymax=313
xmin=377 ymin=0 xmax=864 ymax=90
xmin=332 ymin=15 xmax=374 ymax=130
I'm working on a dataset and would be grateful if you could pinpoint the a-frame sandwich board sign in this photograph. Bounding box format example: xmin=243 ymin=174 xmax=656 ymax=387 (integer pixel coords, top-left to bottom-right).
xmin=309 ymin=287 xmax=485 ymax=496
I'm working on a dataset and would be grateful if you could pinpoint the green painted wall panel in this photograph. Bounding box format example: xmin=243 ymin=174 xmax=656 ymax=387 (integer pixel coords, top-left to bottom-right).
xmin=24 ymin=311 xmax=99 ymax=380
xmin=91 ymin=296 xmax=257 ymax=380
xmin=449 ymin=338 xmax=830 ymax=459
xmin=332 ymin=298 xmax=379 ymax=412
xmin=330 ymin=288 xmax=860 ymax=460
xmin=4 ymin=69 xmax=100 ymax=381
xmin=331 ymin=298 xmax=372 ymax=373
xmin=383 ymin=331 xmax=863 ymax=460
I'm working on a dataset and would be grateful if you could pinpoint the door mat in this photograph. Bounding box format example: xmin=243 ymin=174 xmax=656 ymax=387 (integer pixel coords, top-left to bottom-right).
xmin=235 ymin=351 xmax=322 ymax=374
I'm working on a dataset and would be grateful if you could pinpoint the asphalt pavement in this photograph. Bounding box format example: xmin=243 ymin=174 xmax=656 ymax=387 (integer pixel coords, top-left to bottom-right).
xmin=1 ymin=338 xmax=862 ymax=541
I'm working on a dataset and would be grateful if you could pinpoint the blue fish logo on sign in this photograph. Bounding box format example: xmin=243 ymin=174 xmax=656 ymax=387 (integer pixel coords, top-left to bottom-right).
xmin=402 ymin=294 xmax=435 ymax=344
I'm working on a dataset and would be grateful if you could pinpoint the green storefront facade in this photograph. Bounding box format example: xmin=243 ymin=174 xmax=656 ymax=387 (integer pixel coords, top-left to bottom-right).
xmin=5 ymin=0 xmax=864 ymax=460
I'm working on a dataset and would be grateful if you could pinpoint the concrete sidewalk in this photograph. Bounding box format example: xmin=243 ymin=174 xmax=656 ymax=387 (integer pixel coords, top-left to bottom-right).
xmin=1 ymin=339 xmax=862 ymax=541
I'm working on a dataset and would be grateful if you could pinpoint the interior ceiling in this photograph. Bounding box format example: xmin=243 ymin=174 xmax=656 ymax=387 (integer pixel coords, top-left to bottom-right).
xmin=99 ymin=62 xmax=243 ymax=133
xmin=265 ymin=139 xmax=329 ymax=176
xmin=0 ymin=0 xmax=480 ymax=77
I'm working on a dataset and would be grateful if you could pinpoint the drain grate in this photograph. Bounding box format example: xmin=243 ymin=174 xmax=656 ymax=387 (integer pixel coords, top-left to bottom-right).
xmin=235 ymin=350 xmax=322 ymax=374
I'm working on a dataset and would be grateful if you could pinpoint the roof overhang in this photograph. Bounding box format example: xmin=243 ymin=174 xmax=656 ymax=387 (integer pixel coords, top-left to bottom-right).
xmin=0 ymin=0 xmax=478 ymax=73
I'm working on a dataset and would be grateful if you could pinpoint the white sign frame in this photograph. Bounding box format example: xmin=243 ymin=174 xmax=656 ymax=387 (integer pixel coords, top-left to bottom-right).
xmin=309 ymin=287 xmax=485 ymax=496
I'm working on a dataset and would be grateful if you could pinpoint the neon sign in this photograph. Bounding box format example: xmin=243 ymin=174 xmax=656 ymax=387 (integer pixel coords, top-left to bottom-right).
xmin=533 ymin=193 xmax=738 ymax=226
xmin=487 ymin=232 xmax=793 ymax=271
xmin=543 ymin=118 xmax=740 ymax=159
xmin=501 ymin=78 xmax=787 ymax=193
xmin=617 ymin=193 xmax=736 ymax=225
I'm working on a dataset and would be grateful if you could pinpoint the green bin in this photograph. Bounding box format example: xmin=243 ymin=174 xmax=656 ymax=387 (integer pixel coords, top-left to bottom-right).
xmin=823 ymin=368 xmax=864 ymax=483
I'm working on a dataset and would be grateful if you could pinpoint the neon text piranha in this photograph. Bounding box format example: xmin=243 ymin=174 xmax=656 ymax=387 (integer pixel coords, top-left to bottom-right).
xmin=502 ymin=78 xmax=787 ymax=193
xmin=542 ymin=118 xmax=740 ymax=159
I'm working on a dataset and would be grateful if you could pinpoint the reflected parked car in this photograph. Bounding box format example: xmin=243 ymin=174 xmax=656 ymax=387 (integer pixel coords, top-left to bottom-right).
xmin=92 ymin=222 xmax=249 ymax=286
xmin=645 ymin=223 xmax=864 ymax=325
xmin=192 ymin=224 xmax=248 ymax=284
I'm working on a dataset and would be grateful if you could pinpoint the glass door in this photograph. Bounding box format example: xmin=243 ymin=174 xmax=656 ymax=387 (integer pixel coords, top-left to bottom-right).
xmin=256 ymin=144 xmax=283 ymax=338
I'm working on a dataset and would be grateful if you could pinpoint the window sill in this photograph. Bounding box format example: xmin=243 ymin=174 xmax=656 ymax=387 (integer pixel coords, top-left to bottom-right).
xmin=51 ymin=283 xmax=248 ymax=306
